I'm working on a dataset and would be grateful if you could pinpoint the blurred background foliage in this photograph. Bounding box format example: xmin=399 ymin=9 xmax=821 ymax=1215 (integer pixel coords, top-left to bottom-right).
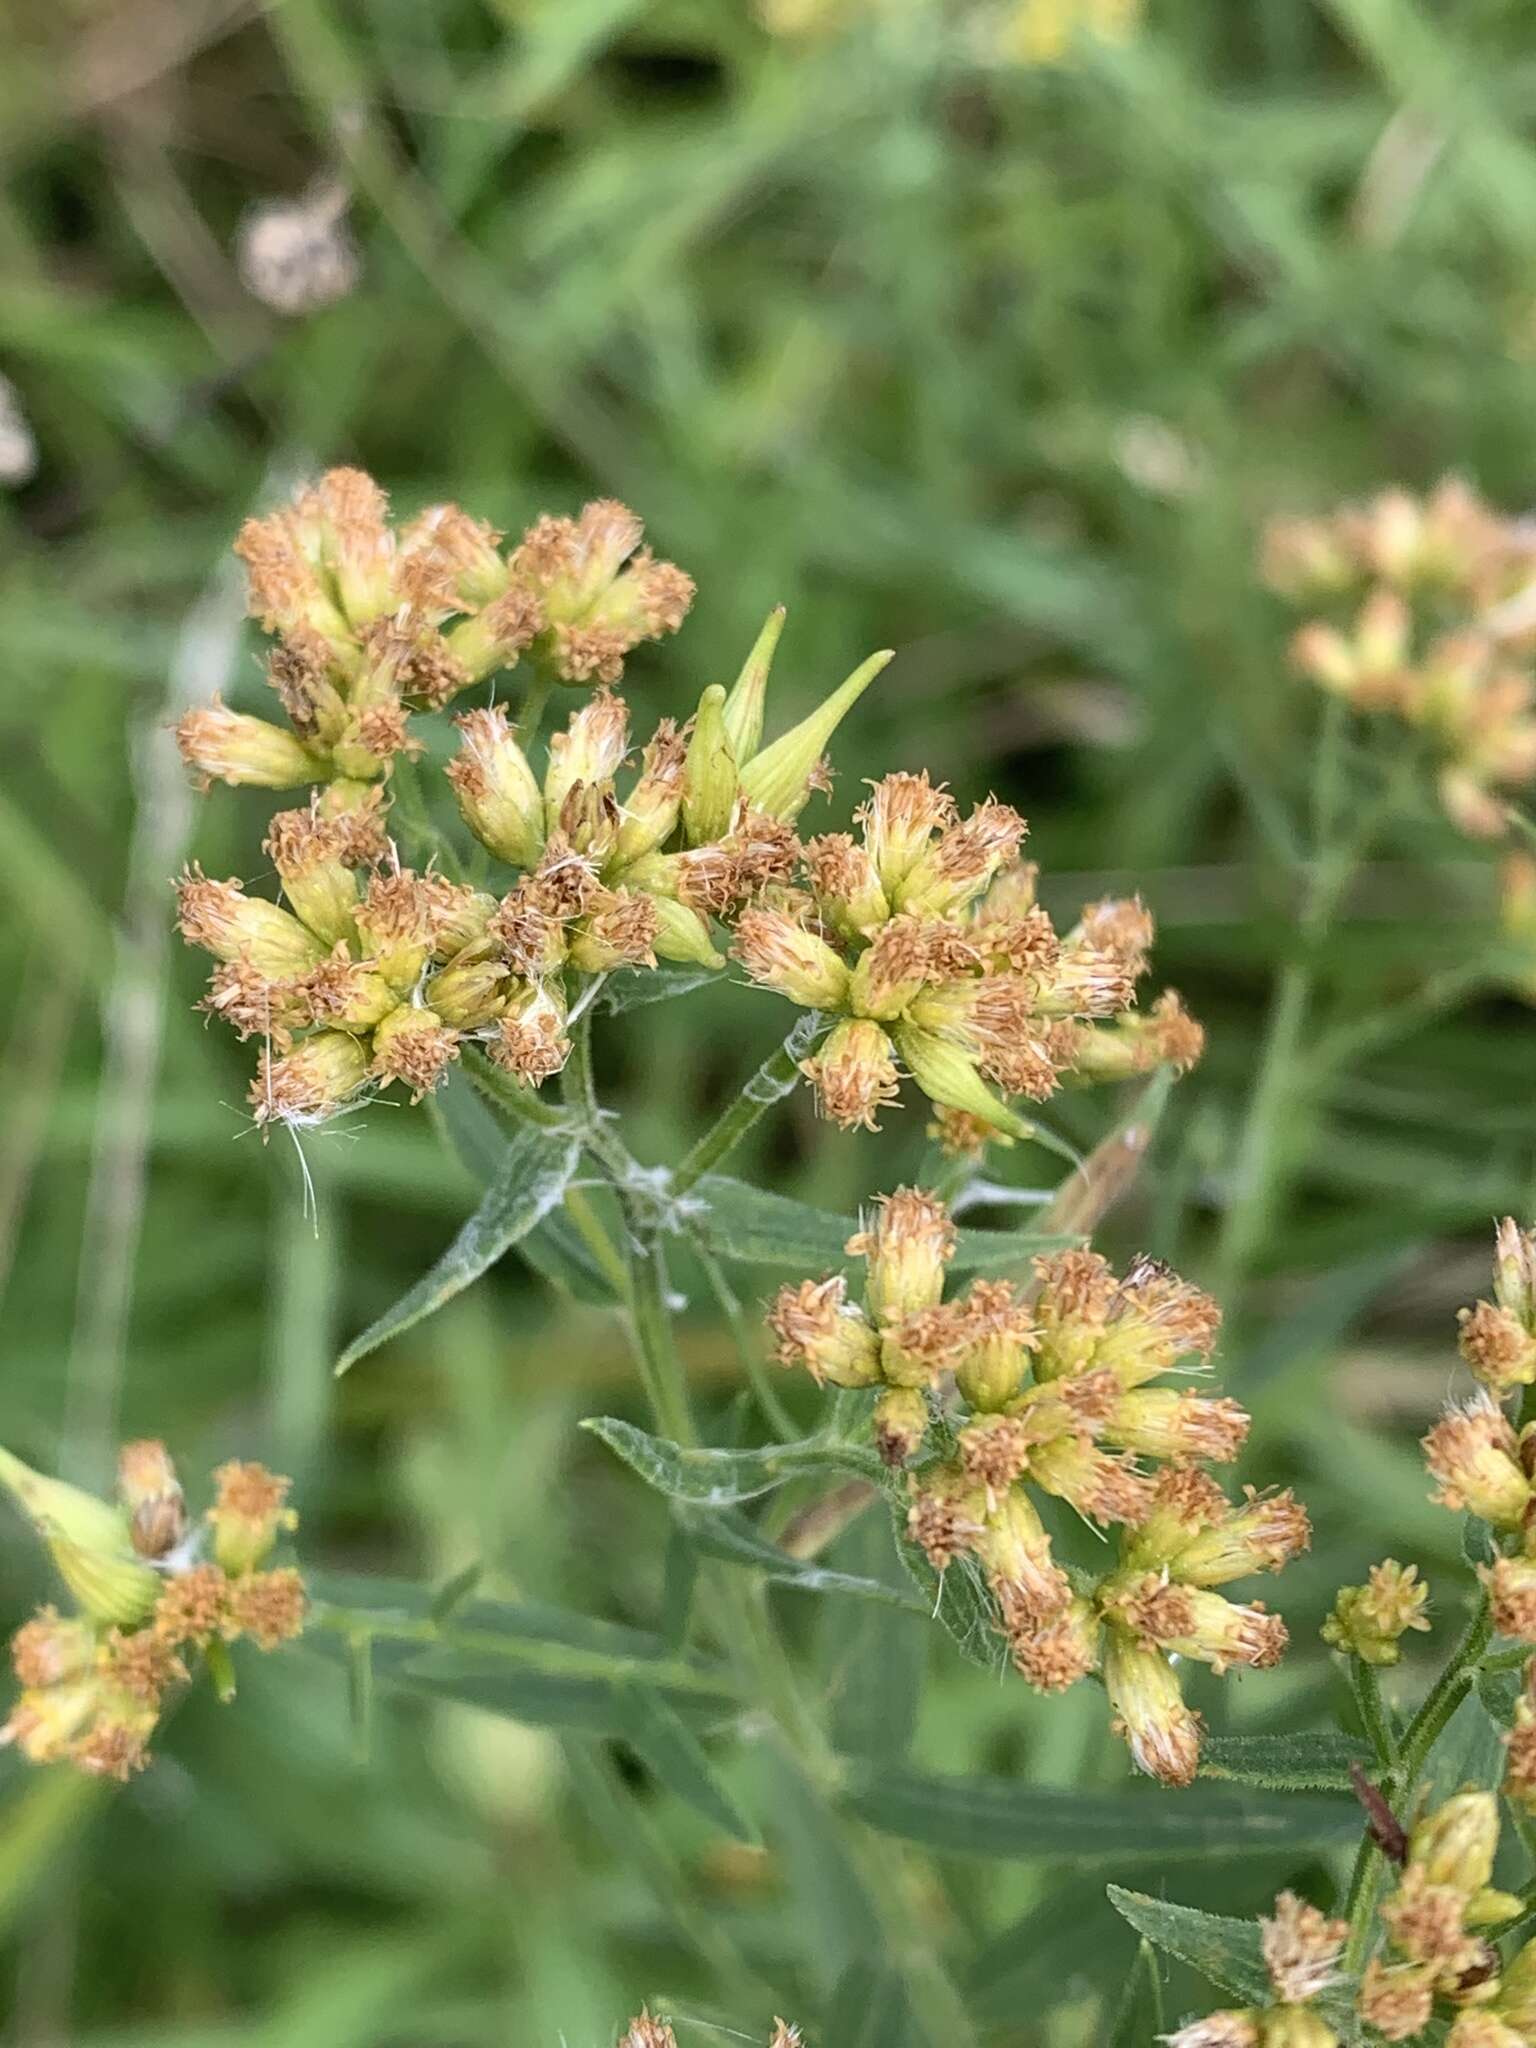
xmin=4 ymin=0 xmax=1536 ymax=2041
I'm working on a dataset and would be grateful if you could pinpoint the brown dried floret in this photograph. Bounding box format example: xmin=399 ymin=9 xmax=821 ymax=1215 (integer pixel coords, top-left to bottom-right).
xmin=154 ymin=1564 xmax=233 ymax=1648
xmin=1260 ymin=1889 xmax=1347 ymax=2004
xmin=72 ymin=1717 xmax=152 ymax=1782
xmin=101 ymin=1626 xmax=188 ymax=1706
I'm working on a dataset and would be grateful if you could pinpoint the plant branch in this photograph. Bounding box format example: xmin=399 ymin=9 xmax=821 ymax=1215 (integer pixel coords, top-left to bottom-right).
xmin=672 ymin=1012 xmax=827 ymax=1196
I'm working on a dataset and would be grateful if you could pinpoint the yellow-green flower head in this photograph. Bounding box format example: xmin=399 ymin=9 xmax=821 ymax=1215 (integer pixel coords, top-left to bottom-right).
xmin=1321 ymin=1559 xmax=1431 ymax=1666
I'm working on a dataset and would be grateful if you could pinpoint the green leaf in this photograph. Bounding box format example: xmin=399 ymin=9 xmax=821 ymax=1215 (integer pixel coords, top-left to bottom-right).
xmin=822 ymin=1960 xmax=912 ymax=2048
xmin=894 ymin=1506 xmax=1006 ymax=1671
xmin=843 ymin=1764 xmax=1359 ymax=1864
xmin=619 ymin=1684 xmax=756 ymax=1843
xmin=335 ymin=1119 xmax=581 ymax=1373
xmin=679 ymin=1504 xmax=926 ymax=1611
xmin=392 ymin=1651 xmax=733 ymax=1733
xmin=689 ymin=1174 xmax=1076 ymax=1274
xmin=1107 ymin=1889 xmax=1271 ymax=2006
xmin=1421 ymin=1686 xmax=1505 ymax=1805
xmin=1199 ymin=1731 xmax=1374 ymax=1793
xmin=824 ymin=1517 xmax=928 ymax=1763
xmin=599 ymin=964 xmax=724 ymax=1013
xmin=583 ymin=1415 xmax=883 ymax=1504
xmin=1109 ymin=1940 xmax=1165 ymax=2048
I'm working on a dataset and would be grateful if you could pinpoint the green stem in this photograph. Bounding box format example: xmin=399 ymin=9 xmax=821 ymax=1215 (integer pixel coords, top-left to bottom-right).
xmin=1307 ymin=960 xmax=1494 ymax=1081
xmin=460 ymin=1044 xmax=572 ymax=1131
xmin=515 ymin=661 xmax=554 ymax=744
xmin=388 ymin=754 xmax=464 ymax=880
xmin=1343 ymin=1593 xmax=1493 ymax=1970
xmin=1351 ymin=1658 xmax=1397 ymax=1770
xmin=1213 ymin=957 xmax=1313 ymax=1301
xmin=690 ymin=1228 xmax=801 ymax=1439
xmin=672 ymin=1013 xmax=827 ymax=1196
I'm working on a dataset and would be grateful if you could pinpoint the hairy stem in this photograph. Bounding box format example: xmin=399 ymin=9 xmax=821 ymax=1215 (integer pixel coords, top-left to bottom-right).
xmin=1351 ymin=1658 xmax=1397 ymax=1770
xmin=672 ymin=1012 xmax=827 ymax=1196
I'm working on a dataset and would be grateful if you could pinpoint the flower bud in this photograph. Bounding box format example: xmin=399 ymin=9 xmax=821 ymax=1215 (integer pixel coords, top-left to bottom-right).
xmin=176 ymin=702 xmax=323 ymax=789
xmin=738 ymin=649 xmax=892 ymax=821
xmin=803 ymin=832 xmax=889 ymax=937
xmin=614 ymin=720 xmax=688 ymax=867
xmin=423 ymin=953 xmax=510 ymax=1029
xmin=766 ymin=1277 xmax=882 ymax=1388
xmin=648 ymin=895 xmax=725 ymax=969
xmin=0 ymin=1447 xmax=159 ymax=1627
xmin=442 ymin=587 xmax=543 ymax=683
xmin=891 ymin=1024 xmax=1034 ymax=1141
xmin=568 ymin=888 xmax=660 ymax=973
xmin=176 ymin=870 xmax=327 ymax=978
xmin=680 ymin=685 xmax=739 ymax=847
xmin=895 ymin=800 xmax=1028 ymax=918
xmin=251 ymin=1030 xmax=369 ymax=1128
xmin=207 ymin=1462 xmax=297 ymax=1577
xmin=492 ymin=984 xmax=569 ymax=1088
xmin=446 ymin=707 xmax=546 ymax=868
xmin=1447 ymin=2015 xmax=1525 ymax=2048
xmin=304 ymin=468 xmax=396 ymax=631
xmin=1423 ymin=1395 xmax=1532 ymax=1529
xmin=800 ymin=1017 xmax=900 ymax=1131
xmin=846 ymin=1188 xmax=955 ymax=1324
xmin=952 ymin=1280 xmax=1036 ymax=1411
xmin=370 ymin=1004 xmax=459 ymax=1100
xmin=872 ymin=1386 xmax=930 ymax=1467
xmin=1103 ymin=1631 xmax=1200 ymax=1785
xmin=1321 ymin=1559 xmax=1430 ymax=1666
xmin=1409 ymin=1793 xmax=1500 ymax=1897
xmin=264 ymin=807 xmax=362 ymax=948
xmin=545 ymin=691 xmax=629 ymax=826
xmin=1167 ymin=1488 xmax=1312 ymax=1587
xmin=858 ymin=771 xmax=956 ymax=896
xmin=733 ymin=907 xmax=849 ymax=1010
xmin=974 ymin=1487 xmax=1072 ymax=1622
xmin=721 ymin=606 xmax=786 ymax=764
xmin=354 ymin=872 xmax=436 ymax=992
xmin=1496 ymin=1217 xmax=1536 ymax=1328
xmin=117 ymin=1440 xmax=187 ymax=1559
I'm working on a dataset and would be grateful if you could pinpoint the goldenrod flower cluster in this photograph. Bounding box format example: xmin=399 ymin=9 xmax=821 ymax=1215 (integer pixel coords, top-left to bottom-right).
xmin=1167 ymin=1890 xmax=1348 ymax=2047
xmin=768 ymin=1189 xmax=1307 ymax=1784
xmin=735 ymin=779 xmax=1201 ymax=1139
xmin=1357 ymin=1794 xmax=1530 ymax=2044
xmin=1262 ymin=478 xmax=1536 ymax=839
xmin=176 ymin=470 xmax=893 ymax=1128
xmin=0 ymin=1441 xmax=305 ymax=1782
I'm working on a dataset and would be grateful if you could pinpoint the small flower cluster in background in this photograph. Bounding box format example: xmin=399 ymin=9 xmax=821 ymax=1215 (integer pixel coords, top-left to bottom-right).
xmin=0 ymin=1441 xmax=304 ymax=1780
xmin=735 ymin=779 xmax=1201 ymax=1139
xmin=622 ymin=2017 xmax=800 ymax=2048
xmin=1262 ymin=477 xmax=1536 ymax=839
xmin=769 ymin=1188 xmax=1307 ymax=1784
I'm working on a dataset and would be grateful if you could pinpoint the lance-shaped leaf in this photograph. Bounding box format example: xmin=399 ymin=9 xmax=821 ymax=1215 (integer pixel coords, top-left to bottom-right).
xmin=619 ymin=1683 xmax=756 ymax=1842
xmin=598 ymin=964 xmax=727 ymax=1014
xmin=842 ymin=1764 xmax=1359 ymax=1864
xmin=335 ymin=1119 xmax=582 ymax=1372
xmin=584 ymin=1416 xmax=883 ymax=1505
xmin=1199 ymin=1731 xmax=1374 ymax=1793
xmin=679 ymin=1503 xmax=927 ymax=1611
xmin=691 ymin=1173 xmax=1076 ymax=1274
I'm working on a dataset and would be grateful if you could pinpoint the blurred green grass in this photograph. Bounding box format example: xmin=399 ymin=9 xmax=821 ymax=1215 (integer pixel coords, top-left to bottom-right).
xmin=5 ymin=0 xmax=1536 ymax=2040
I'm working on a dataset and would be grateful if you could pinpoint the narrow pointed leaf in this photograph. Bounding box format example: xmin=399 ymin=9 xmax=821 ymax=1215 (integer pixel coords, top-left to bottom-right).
xmin=599 ymin=964 xmax=725 ymax=1013
xmin=1107 ymin=1889 xmax=1273 ymax=2008
xmin=690 ymin=1173 xmax=1076 ymax=1273
xmin=844 ymin=1765 xmax=1359 ymax=1863
xmin=584 ymin=1415 xmax=882 ymax=1504
xmin=620 ymin=1683 xmax=757 ymax=1842
xmin=679 ymin=1504 xmax=927 ymax=1610
xmin=336 ymin=1120 xmax=581 ymax=1372
xmin=1199 ymin=1731 xmax=1374 ymax=1793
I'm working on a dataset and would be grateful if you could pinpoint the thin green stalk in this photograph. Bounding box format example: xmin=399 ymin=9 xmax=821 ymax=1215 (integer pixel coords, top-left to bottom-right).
xmin=515 ymin=661 xmax=555 ymax=743
xmin=691 ymin=1229 xmax=801 ymax=1439
xmin=461 ymin=1044 xmax=573 ymax=1130
xmin=1351 ymin=1659 xmax=1397 ymax=1770
xmin=1343 ymin=1592 xmax=1493 ymax=1970
xmin=388 ymin=753 xmax=464 ymax=880
xmin=1308 ymin=960 xmax=1494 ymax=1080
xmin=673 ymin=1013 xmax=827 ymax=1196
